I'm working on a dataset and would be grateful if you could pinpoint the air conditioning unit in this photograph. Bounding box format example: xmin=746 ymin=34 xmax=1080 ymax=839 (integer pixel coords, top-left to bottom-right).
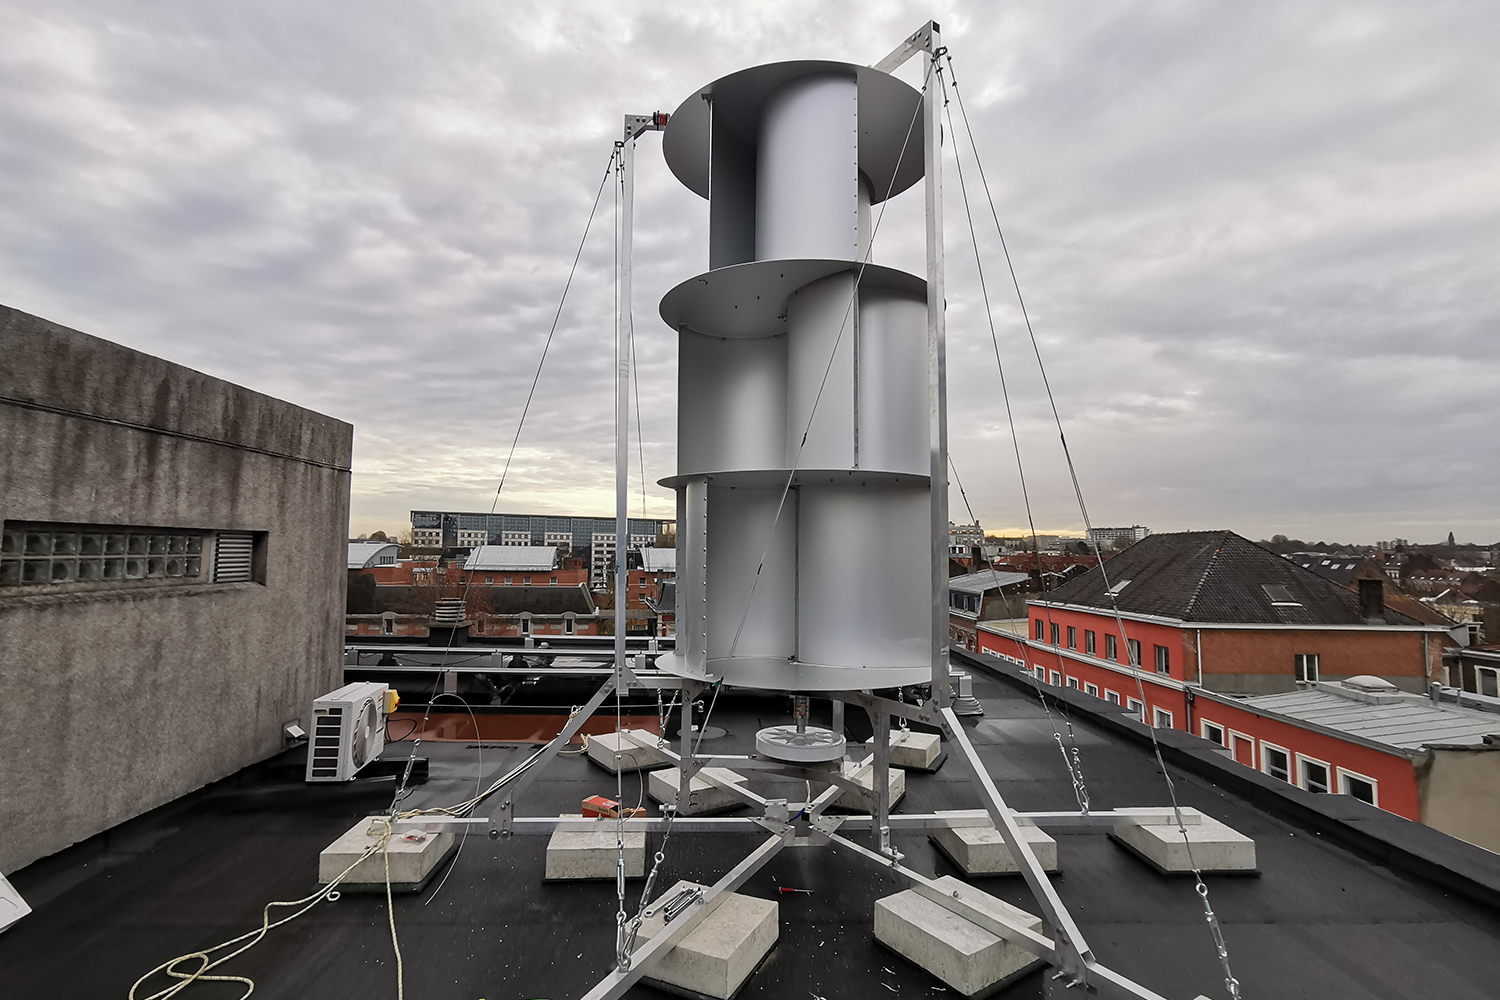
xmin=306 ymin=681 xmax=392 ymax=782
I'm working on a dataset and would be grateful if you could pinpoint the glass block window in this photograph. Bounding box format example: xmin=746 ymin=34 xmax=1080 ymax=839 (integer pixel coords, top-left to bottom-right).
xmin=1 ymin=521 xmax=250 ymax=591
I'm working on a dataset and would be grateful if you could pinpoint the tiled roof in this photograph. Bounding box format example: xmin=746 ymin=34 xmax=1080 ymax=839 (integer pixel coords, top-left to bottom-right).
xmin=1034 ymin=530 xmax=1425 ymax=626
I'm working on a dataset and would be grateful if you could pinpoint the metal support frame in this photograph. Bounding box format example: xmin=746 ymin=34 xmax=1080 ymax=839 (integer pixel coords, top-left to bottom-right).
xmin=615 ymin=111 xmax=669 ymax=698
xmin=922 ymin=22 xmax=951 ymax=711
xmin=400 ymin=807 xmax=1203 ymax=836
xmin=493 ymin=673 xmax=623 ymax=835
xmin=938 ymin=705 xmax=1093 ymax=984
xmin=580 ymin=830 xmax=791 ymax=1000
xmin=547 ymin=35 xmax=1172 ymax=1000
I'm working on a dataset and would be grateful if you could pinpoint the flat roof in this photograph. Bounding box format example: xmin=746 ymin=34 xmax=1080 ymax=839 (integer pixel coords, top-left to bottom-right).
xmin=949 ymin=569 xmax=1030 ymax=594
xmin=1238 ymin=684 xmax=1500 ymax=750
xmin=6 ymin=670 xmax=1500 ymax=997
xmin=462 ymin=545 xmax=557 ymax=571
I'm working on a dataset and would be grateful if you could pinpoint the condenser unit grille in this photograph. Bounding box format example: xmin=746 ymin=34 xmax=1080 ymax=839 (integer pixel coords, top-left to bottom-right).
xmin=214 ymin=533 xmax=255 ymax=583
xmin=309 ymin=706 xmax=344 ymax=778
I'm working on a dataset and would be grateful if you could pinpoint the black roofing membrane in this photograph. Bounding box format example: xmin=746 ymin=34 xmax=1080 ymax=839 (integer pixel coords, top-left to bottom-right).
xmin=6 ymin=670 xmax=1500 ymax=999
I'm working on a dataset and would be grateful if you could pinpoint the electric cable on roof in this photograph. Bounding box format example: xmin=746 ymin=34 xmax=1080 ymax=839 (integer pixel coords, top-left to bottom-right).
xmin=943 ymin=52 xmax=1241 ymax=999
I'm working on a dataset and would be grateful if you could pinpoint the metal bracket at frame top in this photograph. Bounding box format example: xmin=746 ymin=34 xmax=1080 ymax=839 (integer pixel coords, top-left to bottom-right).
xmin=872 ymin=19 xmax=939 ymax=73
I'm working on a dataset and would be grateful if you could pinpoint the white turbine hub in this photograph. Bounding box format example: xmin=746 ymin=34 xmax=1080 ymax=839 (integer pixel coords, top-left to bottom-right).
xmin=755 ymin=725 xmax=846 ymax=763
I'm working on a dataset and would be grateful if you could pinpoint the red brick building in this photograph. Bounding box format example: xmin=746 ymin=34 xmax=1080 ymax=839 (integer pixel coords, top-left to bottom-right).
xmin=974 ymin=531 xmax=1475 ymax=831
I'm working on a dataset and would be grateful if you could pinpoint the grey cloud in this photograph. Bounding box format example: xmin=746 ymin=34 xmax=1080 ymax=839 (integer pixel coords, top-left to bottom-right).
xmin=0 ymin=1 xmax=1494 ymax=543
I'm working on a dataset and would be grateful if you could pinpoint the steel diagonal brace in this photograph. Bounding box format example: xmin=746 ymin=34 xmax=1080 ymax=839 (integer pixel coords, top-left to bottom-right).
xmin=827 ymin=831 xmax=1170 ymax=1000
xmin=491 ymin=674 xmax=620 ymax=835
xmin=938 ymin=706 xmax=1096 ymax=986
xmin=580 ymin=829 xmax=791 ymax=1000
xmin=620 ymin=730 xmax=772 ymax=810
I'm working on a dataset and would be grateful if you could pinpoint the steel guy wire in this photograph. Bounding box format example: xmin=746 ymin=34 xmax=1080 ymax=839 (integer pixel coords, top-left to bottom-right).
xmin=939 ymin=72 xmax=1091 ymax=814
xmin=389 ymin=146 xmax=621 ymax=814
xmin=944 ymin=51 xmax=1241 ymax=998
xmin=949 ymin=453 xmax=1089 ymax=813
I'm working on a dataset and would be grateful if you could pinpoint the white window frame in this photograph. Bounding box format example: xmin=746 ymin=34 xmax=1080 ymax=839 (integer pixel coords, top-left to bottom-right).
xmin=1126 ymin=697 xmax=1144 ymax=722
xmin=1084 ymin=682 xmax=1099 ymax=697
xmin=1105 ymin=690 xmax=1120 ymax=705
xmin=1229 ymin=730 xmax=1256 ymax=768
xmin=1153 ymin=707 xmax=1173 ymax=729
xmin=1201 ymin=720 xmax=1226 ymax=746
xmin=1477 ymin=665 xmax=1500 ymax=699
xmin=1085 ymin=630 xmax=1096 ymax=655
xmin=1066 ymin=676 xmax=1080 ymax=690
xmin=1050 ymin=670 xmax=1062 ymax=686
xmin=1336 ymin=766 xmax=1379 ymax=807
xmin=1261 ymin=741 xmax=1292 ymax=783
xmin=1295 ymin=653 xmax=1320 ymax=684
xmin=1296 ymin=753 xmax=1333 ymax=794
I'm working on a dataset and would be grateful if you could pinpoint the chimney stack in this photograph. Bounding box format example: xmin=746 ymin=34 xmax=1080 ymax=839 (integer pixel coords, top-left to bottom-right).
xmin=1358 ymin=578 xmax=1385 ymax=623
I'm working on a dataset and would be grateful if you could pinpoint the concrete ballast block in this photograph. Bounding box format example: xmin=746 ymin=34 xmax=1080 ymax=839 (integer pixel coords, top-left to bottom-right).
xmin=319 ymin=817 xmax=455 ymax=887
xmin=546 ymin=814 xmax=646 ymax=880
xmin=587 ymin=729 xmax=671 ymax=772
xmin=931 ymin=811 xmax=1058 ymax=874
xmin=888 ymin=729 xmax=941 ymax=769
xmin=835 ymin=760 xmax=906 ymax=810
xmin=1112 ymin=810 xmax=1256 ymax=872
xmin=649 ymin=766 xmax=751 ymax=815
xmin=875 ymin=875 xmax=1044 ymax=997
xmin=634 ymin=880 xmax=778 ymax=1000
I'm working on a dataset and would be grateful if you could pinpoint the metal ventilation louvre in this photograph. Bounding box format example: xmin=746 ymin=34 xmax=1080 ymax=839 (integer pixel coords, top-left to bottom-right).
xmin=309 ymin=706 xmax=343 ymax=779
xmin=213 ymin=532 xmax=254 ymax=583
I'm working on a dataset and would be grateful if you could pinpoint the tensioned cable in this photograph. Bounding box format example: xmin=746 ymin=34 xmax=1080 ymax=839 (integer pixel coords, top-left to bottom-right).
xmin=944 ymin=52 xmax=1241 ymax=998
xmin=723 ymin=52 xmax=934 ymax=663
xmin=939 ymin=71 xmax=1091 ymax=812
xmin=949 ymin=453 xmax=1089 ymax=811
xmin=389 ymin=147 xmax=621 ymax=813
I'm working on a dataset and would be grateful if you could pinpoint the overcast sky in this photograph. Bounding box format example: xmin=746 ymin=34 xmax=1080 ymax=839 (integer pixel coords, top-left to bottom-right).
xmin=2 ymin=1 xmax=1496 ymax=544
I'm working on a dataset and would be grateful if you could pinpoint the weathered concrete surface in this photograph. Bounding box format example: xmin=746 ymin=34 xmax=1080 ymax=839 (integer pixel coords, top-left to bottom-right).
xmin=874 ymin=875 xmax=1043 ymax=997
xmin=319 ymin=818 xmax=455 ymax=886
xmin=587 ymin=729 xmax=671 ymax=772
xmin=545 ymin=814 xmax=646 ymax=880
xmin=634 ymin=880 xmax=778 ymax=999
xmin=1416 ymin=745 xmax=1500 ymax=853
xmin=0 ymin=305 xmax=351 ymax=874
xmin=888 ymin=728 xmax=941 ymax=769
xmin=931 ymin=812 xmax=1059 ymax=874
xmin=1112 ymin=810 xmax=1256 ymax=872
xmin=648 ymin=766 xmax=751 ymax=815
xmin=834 ymin=759 xmax=906 ymax=810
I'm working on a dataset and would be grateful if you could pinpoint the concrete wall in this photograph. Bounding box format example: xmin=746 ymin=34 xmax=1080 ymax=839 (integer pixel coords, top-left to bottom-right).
xmin=0 ymin=305 xmax=352 ymax=873
xmin=1415 ymin=746 xmax=1500 ymax=853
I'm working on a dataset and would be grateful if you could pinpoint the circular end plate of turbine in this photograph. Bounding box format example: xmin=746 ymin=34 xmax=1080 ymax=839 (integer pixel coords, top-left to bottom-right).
xmin=756 ymin=725 xmax=847 ymax=763
xmin=660 ymin=258 xmax=923 ymax=339
xmin=662 ymin=60 xmax=925 ymax=204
